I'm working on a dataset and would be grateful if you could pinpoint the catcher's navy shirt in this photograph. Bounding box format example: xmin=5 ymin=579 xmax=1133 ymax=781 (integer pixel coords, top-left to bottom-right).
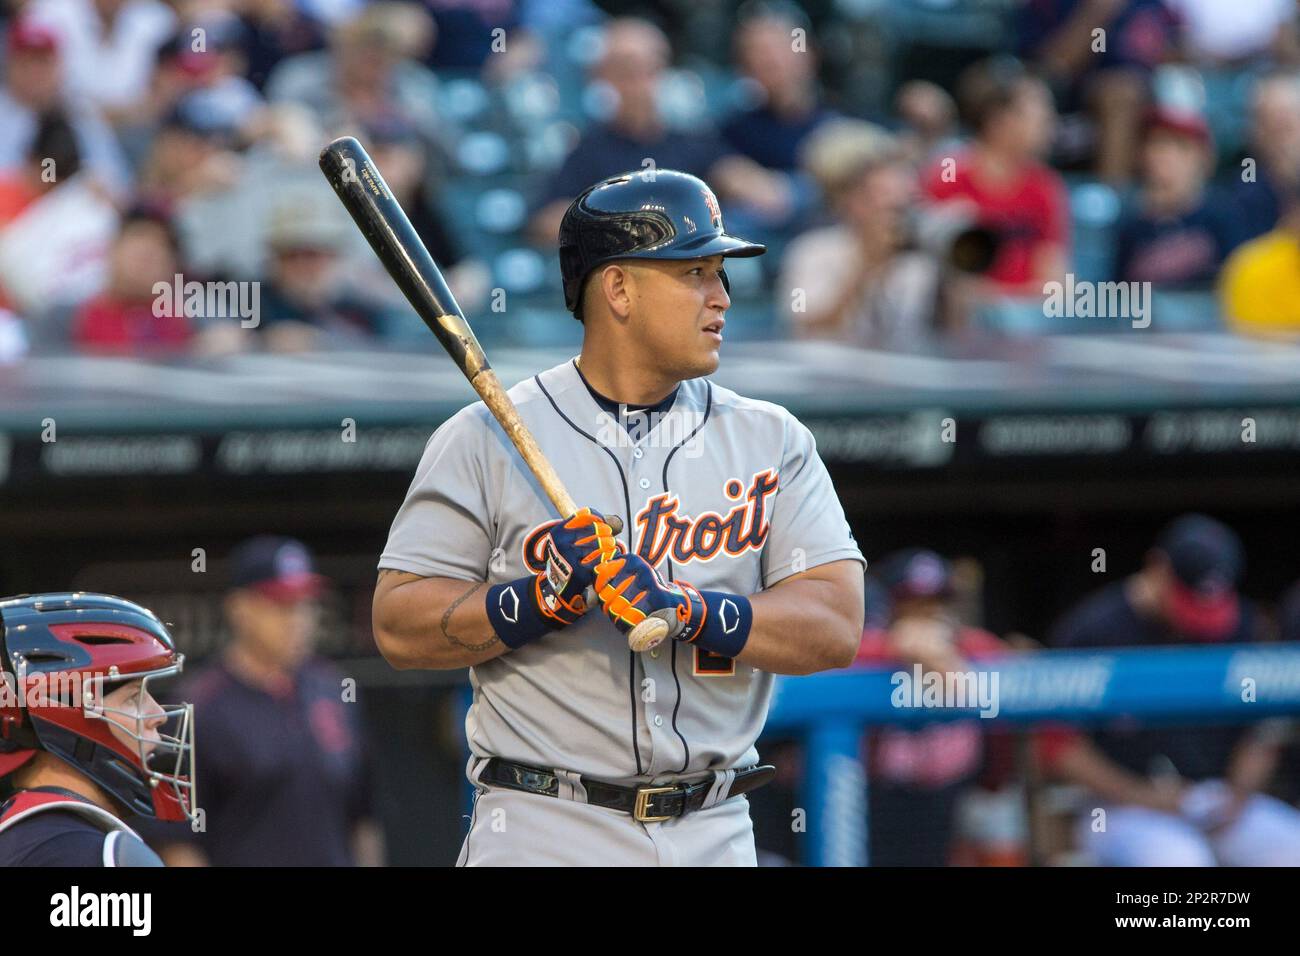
xmin=0 ymin=788 xmax=163 ymax=866
xmin=137 ymin=655 xmax=371 ymax=865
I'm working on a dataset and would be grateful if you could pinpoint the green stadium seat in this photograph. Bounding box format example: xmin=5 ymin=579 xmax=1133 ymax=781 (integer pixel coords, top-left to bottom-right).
xmin=437 ymin=74 xmax=493 ymax=127
xmin=1147 ymin=290 xmax=1224 ymax=333
xmin=880 ymin=0 xmax=1016 ymax=48
xmin=493 ymin=248 xmax=549 ymax=294
xmin=1068 ymin=179 xmax=1123 ymax=284
xmin=1201 ymin=68 xmax=1258 ymax=169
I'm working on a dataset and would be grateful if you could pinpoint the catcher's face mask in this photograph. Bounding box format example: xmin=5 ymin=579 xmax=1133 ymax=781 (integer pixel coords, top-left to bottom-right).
xmin=89 ymin=667 xmax=197 ymax=823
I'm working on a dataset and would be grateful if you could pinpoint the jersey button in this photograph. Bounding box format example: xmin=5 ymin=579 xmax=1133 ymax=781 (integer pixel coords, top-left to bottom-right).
xmin=633 ymin=448 xmax=644 ymax=459
xmin=638 ymin=477 xmax=650 ymax=490
xmin=653 ymin=715 xmax=663 ymax=727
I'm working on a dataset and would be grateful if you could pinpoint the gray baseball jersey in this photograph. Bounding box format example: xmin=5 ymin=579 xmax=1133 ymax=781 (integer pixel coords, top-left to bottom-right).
xmin=380 ymin=358 xmax=863 ymax=782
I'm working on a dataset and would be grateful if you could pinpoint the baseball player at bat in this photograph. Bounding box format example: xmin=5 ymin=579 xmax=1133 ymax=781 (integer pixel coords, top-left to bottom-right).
xmin=373 ymin=170 xmax=865 ymax=866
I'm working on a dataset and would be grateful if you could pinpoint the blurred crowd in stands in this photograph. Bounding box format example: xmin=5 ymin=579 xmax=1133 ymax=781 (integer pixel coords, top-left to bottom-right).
xmin=0 ymin=0 xmax=1297 ymax=361
xmin=754 ymin=513 xmax=1300 ymax=866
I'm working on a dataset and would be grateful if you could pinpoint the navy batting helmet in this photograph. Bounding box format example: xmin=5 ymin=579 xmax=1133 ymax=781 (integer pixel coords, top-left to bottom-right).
xmin=558 ymin=170 xmax=766 ymax=319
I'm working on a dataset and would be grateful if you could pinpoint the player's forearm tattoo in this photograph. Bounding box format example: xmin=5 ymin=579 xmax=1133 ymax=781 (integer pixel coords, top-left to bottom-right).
xmin=441 ymin=582 xmax=497 ymax=651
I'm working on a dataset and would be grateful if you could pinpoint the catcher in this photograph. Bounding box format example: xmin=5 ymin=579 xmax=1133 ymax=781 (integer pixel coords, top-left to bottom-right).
xmin=0 ymin=593 xmax=196 ymax=867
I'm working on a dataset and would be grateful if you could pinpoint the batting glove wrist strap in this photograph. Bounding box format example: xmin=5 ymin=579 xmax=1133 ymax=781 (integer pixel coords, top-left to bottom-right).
xmin=593 ymin=553 xmax=752 ymax=657
xmin=487 ymin=573 xmax=584 ymax=649
xmin=692 ymin=590 xmax=753 ymax=658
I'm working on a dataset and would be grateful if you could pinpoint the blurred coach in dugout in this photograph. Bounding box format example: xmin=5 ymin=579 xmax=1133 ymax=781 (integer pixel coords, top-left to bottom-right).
xmin=1038 ymin=515 xmax=1300 ymax=866
xmin=143 ymin=537 xmax=382 ymax=866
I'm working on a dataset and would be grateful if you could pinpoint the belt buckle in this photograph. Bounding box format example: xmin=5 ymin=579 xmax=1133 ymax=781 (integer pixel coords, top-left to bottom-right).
xmin=633 ymin=785 xmax=678 ymax=823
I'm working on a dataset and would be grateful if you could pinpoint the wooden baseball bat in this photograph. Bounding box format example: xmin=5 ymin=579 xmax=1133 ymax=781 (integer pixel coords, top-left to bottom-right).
xmin=318 ymin=136 xmax=670 ymax=653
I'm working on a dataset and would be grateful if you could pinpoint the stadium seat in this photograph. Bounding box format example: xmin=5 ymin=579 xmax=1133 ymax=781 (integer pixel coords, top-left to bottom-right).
xmin=455 ymin=131 xmax=513 ymax=177
xmin=493 ymin=248 xmax=549 ymax=295
xmin=520 ymin=121 xmax=581 ymax=173
xmin=974 ymin=297 xmax=1057 ymax=336
xmin=880 ymin=0 xmax=1016 ymax=49
xmin=975 ymin=288 xmax=1225 ymax=336
xmin=1201 ymin=68 xmax=1259 ymax=168
xmin=440 ymin=175 xmax=538 ymax=260
xmin=683 ymin=58 xmax=754 ymax=115
xmin=499 ymin=72 xmax=563 ymax=127
xmin=513 ymin=304 xmax=585 ymax=348
xmin=437 ymin=75 xmax=492 ymax=127
xmin=1068 ymin=179 xmax=1123 ymax=284
xmin=474 ymin=189 xmax=528 ymax=235
xmin=375 ymin=308 xmax=463 ymax=349
xmin=1147 ymin=290 xmax=1224 ymax=333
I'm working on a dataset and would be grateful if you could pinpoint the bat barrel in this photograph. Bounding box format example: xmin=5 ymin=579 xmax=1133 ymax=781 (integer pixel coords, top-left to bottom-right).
xmin=318 ymin=136 xmax=490 ymax=380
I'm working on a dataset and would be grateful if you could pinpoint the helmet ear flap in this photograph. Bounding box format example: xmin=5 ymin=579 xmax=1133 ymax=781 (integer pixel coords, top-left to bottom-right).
xmin=720 ymin=268 xmax=730 ymax=295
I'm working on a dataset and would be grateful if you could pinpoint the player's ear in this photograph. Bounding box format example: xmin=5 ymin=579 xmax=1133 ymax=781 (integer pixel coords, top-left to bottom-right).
xmin=599 ymin=262 xmax=635 ymax=321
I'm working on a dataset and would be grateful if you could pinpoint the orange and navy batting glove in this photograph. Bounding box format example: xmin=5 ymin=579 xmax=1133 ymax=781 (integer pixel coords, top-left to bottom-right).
xmin=593 ymin=552 xmax=752 ymax=657
xmin=487 ymin=508 xmax=621 ymax=648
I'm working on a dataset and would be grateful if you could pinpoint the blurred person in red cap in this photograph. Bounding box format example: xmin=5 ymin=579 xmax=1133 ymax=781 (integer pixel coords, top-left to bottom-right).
xmin=139 ymin=536 xmax=382 ymax=866
xmin=0 ymin=15 xmax=131 ymax=199
xmin=854 ymin=549 xmax=1014 ymax=865
xmin=1112 ymin=107 xmax=1241 ymax=287
xmin=1039 ymin=514 xmax=1300 ymax=865
xmin=921 ymin=57 xmax=1070 ymax=297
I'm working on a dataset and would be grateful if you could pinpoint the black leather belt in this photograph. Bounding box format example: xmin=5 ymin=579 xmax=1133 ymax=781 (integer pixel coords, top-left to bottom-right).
xmin=480 ymin=757 xmax=777 ymax=823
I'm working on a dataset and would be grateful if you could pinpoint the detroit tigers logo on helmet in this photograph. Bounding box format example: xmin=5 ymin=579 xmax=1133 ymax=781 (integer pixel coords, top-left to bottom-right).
xmin=701 ymin=187 xmax=722 ymax=230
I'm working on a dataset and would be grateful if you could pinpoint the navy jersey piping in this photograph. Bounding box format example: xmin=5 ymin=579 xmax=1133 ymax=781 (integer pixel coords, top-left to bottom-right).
xmin=660 ymin=382 xmax=714 ymax=773
xmin=534 ymin=373 xmax=643 ymax=777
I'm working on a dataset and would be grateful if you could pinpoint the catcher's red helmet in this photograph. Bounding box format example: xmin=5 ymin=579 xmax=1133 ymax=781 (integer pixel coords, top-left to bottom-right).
xmin=0 ymin=593 xmax=196 ymax=822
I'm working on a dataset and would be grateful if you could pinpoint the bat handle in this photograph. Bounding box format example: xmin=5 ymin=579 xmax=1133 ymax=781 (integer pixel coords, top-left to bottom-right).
xmin=471 ymin=368 xmax=625 ymax=533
